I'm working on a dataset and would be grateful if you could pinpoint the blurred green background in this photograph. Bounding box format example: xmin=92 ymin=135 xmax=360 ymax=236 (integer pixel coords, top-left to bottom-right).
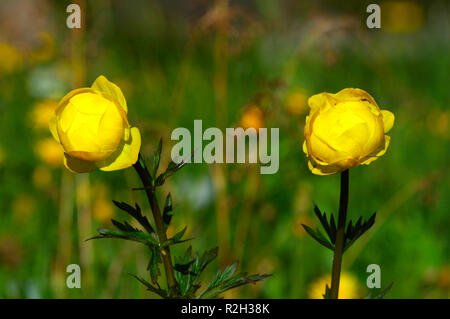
xmin=0 ymin=0 xmax=448 ymax=298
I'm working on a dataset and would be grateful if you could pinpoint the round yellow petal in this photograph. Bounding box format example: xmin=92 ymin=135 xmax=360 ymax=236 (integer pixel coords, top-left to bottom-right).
xmin=361 ymin=135 xmax=391 ymax=165
xmin=57 ymin=92 xmax=124 ymax=161
xmin=91 ymin=75 xmax=128 ymax=113
xmin=302 ymin=140 xmax=309 ymax=156
xmin=49 ymin=112 xmax=60 ymax=142
xmin=307 ymin=92 xmax=336 ymax=112
xmin=381 ymin=110 xmax=395 ymax=133
xmin=307 ymin=159 xmax=342 ymax=176
xmin=97 ymin=127 xmax=141 ymax=171
xmin=335 ymin=88 xmax=378 ymax=107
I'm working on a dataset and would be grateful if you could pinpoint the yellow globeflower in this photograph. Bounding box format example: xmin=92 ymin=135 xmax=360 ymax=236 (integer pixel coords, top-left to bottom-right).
xmin=303 ymin=88 xmax=394 ymax=175
xmin=49 ymin=75 xmax=141 ymax=173
xmin=308 ymin=272 xmax=360 ymax=299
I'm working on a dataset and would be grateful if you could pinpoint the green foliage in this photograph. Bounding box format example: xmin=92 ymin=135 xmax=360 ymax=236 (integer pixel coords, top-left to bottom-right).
xmin=0 ymin=1 xmax=447 ymax=299
xmin=303 ymin=205 xmax=377 ymax=255
xmin=89 ymin=141 xmax=270 ymax=298
xmin=344 ymin=213 xmax=376 ymax=252
xmin=323 ymin=285 xmax=331 ymax=299
xmin=174 ymin=246 xmax=218 ymax=297
xmin=172 ymin=245 xmax=270 ymax=298
xmin=111 ymin=201 xmax=154 ymax=234
xmin=152 ymin=138 xmax=163 ymax=178
xmin=303 ymin=200 xmax=382 ymax=298
xmin=155 ymin=160 xmax=189 ymax=187
xmin=301 ymin=224 xmax=334 ymax=251
xmin=197 ymin=262 xmax=270 ymax=299
xmin=88 ymin=228 xmax=158 ymax=246
xmin=162 ymin=193 xmax=174 ymax=229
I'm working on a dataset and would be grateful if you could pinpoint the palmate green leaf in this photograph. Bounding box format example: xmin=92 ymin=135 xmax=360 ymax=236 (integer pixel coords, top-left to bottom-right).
xmin=301 ymin=224 xmax=334 ymax=251
xmin=344 ymin=212 xmax=376 ymax=252
xmin=313 ymin=205 xmax=337 ymax=244
xmin=174 ymin=246 xmax=196 ymax=297
xmin=112 ymin=200 xmax=154 ymax=234
xmin=130 ymin=274 xmax=167 ymax=298
xmin=147 ymin=245 xmax=162 ymax=284
xmin=323 ymin=284 xmax=331 ymax=299
xmin=161 ymin=226 xmax=192 ymax=248
xmin=174 ymin=246 xmax=220 ymax=298
xmin=152 ymin=138 xmax=163 ymax=178
xmin=174 ymin=260 xmax=197 ymax=297
xmin=193 ymin=247 xmax=218 ymax=275
xmin=163 ymin=193 xmax=174 ymax=229
xmin=173 ymin=226 xmax=187 ymax=241
xmin=155 ymin=150 xmax=194 ymax=186
xmin=173 ymin=246 xmax=196 ymax=276
xmin=87 ymin=228 xmax=159 ymax=247
xmin=174 ymin=259 xmax=196 ymax=275
xmin=155 ymin=160 xmax=187 ymax=186
xmin=207 ymin=263 xmax=238 ymax=291
xmin=197 ymin=262 xmax=270 ymax=299
xmin=111 ymin=219 xmax=141 ymax=233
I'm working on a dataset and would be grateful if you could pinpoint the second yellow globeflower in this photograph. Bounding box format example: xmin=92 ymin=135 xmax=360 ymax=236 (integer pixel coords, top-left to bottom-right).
xmin=303 ymin=88 xmax=394 ymax=175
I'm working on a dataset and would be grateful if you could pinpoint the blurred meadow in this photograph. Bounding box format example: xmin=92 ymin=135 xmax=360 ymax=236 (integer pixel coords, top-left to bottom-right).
xmin=0 ymin=0 xmax=449 ymax=298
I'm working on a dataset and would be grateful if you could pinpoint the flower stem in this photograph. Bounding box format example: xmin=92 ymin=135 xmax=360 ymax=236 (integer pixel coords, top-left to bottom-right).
xmin=329 ymin=169 xmax=349 ymax=299
xmin=133 ymin=154 xmax=178 ymax=297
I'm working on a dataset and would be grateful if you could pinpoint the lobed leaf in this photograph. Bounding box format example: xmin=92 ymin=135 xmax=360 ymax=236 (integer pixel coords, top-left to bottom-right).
xmin=152 ymin=138 xmax=163 ymax=178
xmin=112 ymin=200 xmax=155 ymax=235
xmin=87 ymin=228 xmax=158 ymax=247
xmin=301 ymin=224 xmax=334 ymax=251
xmin=197 ymin=263 xmax=270 ymax=299
xmin=162 ymin=193 xmax=174 ymax=229
xmin=343 ymin=212 xmax=376 ymax=252
xmin=130 ymin=274 xmax=167 ymax=298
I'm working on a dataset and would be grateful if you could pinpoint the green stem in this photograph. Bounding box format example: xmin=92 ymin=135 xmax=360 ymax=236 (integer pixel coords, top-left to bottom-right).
xmin=133 ymin=154 xmax=178 ymax=297
xmin=329 ymin=169 xmax=349 ymax=299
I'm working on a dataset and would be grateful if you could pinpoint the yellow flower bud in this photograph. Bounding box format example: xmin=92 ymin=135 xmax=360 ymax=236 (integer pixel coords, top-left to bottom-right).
xmin=49 ymin=75 xmax=141 ymax=173
xmin=303 ymin=88 xmax=394 ymax=175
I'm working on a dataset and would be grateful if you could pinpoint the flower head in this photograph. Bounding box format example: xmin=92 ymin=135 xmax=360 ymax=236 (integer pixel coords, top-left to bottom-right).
xmin=49 ymin=75 xmax=141 ymax=173
xmin=303 ymin=88 xmax=394 ymax=175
